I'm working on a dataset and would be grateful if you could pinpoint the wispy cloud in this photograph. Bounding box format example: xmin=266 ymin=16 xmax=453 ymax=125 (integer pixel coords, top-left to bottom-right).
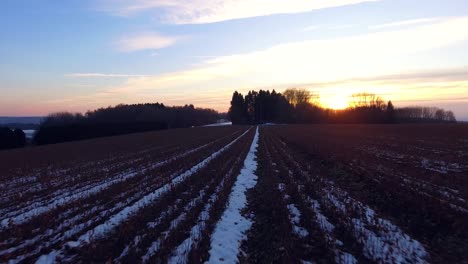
xmin=369 ymin=17 xmax=441 ymax=29
xmin=65 ymin=73 xmax=147 ymax=78
xmin=109 ymin=16 xmax=468 ymax=92
xmin=99 ymin=0 xmax=381 ymax=24
xmin=330 ymin=24 xmax=356 ymax=30
xmin=116 ymin=32 xmax=180 ymax=52
xmin=53 ymin=17 xmax=468 ymax=115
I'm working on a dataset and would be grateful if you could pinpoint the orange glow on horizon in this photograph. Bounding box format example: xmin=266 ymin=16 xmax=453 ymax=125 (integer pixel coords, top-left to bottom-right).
xmin=320 ymin=94 xmax=351 ymax=110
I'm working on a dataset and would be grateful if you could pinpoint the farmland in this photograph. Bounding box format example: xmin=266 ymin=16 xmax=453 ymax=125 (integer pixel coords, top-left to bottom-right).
xmin=1 ymin=124 xmax=467 ymax=263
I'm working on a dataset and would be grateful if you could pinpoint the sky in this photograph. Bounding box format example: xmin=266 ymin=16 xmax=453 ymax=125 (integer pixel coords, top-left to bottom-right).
xmin=1 ymin=0 xmax=468 ymax=120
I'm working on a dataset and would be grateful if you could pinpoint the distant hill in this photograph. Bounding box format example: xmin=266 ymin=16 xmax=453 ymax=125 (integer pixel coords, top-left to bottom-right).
xmin=0 ymin=117 xmax=43 ymax=130
xmin=0 ymin=117 xmax=43 ymax=125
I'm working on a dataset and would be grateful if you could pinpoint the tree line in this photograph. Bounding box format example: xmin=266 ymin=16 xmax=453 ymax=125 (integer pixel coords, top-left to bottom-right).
xmin=34 ymin=103 xmax=220 ymax=145
xmin=0 ymin=127 xmax=26 ymax=150
xmin=228 ymin=89 xmax=457 ymax=124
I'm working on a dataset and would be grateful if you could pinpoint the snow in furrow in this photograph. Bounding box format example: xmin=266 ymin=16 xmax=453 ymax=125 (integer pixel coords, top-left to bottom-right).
xmin=324 ymin=187 xmax=428 ymax=263
xmin=277 ymin=183 xmax=309 ymax=238
xmin=35 ymin=128 xmax=250 ymax=263
xmin=167 ymin=166 xmax=235 ymax=264
xmin=141 ymin=189 xmax=207 ymax=263
xmin=307 ymin=198 xmax=357 ymax=264
xmin=287 ymin=204 xmax=309 ymax=238
xmin=4 ymin=192 xmax=140 ymax=262
xmin=207 ymin=126 xmax=259 ymax=264
xmin=281 ymin=142 xmax=428 ymax=264
xmin=115 ymin=198 xmax=185 ymax=262
xmin=129 ymin=166 xmax=226 ymax=262
xmin=3 ymin=132 xmax=239 ymax=214
xmin=0 ymin=142 xmax=178 ymax=196
xmin=1 ymin=141 xmax=212 ymax=229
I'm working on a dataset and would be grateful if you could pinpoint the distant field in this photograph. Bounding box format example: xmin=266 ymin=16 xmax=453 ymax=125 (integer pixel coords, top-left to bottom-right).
xmin=1 ymin=124 xmax=467 ymax=263
xmin=254 ymin=124 xmax=468 ymax=263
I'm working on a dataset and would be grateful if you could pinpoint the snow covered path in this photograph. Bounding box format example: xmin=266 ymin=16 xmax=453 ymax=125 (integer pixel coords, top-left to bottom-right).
xmin=207 ymin=126 xmax=259 ymax=263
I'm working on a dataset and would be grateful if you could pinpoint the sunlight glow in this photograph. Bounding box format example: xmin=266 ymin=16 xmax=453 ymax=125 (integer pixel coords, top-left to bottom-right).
xmin=321 ymin=94 xmax=351 ymax=110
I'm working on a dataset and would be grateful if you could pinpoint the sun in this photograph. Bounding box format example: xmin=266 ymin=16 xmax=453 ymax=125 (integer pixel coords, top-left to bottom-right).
xmin=322 ymin=94 xmax=350 ymax=110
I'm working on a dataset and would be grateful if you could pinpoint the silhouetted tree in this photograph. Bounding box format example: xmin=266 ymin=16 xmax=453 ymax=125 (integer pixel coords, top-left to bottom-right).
xmin=0 ymin=127 xmax=26 ymax=150
xmin=446 ymin=111 xmax=456 ymax=122
xmin=226 ymin=90 xmax=456 ymax=125
xmin=283 ymin=88 xmax=316 ymax=106
xmin=228 ymin=91 xmax=248 ymax=124
xmin=396 ymin=106 xmax=456 ymax=123
xmin=34 ymin=103 xmax=221 ymax=145
xmin=386 ymin=100 xmax=396 ymax=123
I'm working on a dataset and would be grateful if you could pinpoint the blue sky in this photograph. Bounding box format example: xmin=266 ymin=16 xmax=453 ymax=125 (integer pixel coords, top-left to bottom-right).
xmin=1 ymin=0 xmax=468 ymax=119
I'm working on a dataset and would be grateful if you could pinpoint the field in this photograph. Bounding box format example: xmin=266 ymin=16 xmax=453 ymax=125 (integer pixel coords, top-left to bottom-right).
xmin=1 ymin=124 xmax=467 ymax=263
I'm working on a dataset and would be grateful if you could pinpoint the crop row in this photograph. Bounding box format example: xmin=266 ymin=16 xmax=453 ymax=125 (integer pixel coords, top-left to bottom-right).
xmin=241 ymin=126 xmax=432 ymax=263
xmin=0 ymin=126 xmax=253 ymax=262
xmin=264 ymin=125 xmax=468 ymax=263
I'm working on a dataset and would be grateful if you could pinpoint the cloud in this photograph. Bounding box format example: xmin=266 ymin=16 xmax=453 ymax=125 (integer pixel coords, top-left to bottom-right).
xmin=109 ymin=16 xmax=468 ymax=92
xmin=51 ymin=17 xmax=468 ymax=116
xmin=65 ymin=73 xmax=147 ymax=78
xmin=116 ymin=32 xmax=180 ymax=52
xmin=369 ymin=17 xmax=442 ymax=29
xmin=298 ymin=67 xmax=468 ymax=97
xmin=330 ymin=24 xmax=356 ymax=30
xmin=100 ymin=0 xmax=380 ymax=24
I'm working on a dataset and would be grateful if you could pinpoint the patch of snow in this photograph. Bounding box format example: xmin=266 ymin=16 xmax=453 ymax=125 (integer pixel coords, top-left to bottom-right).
xmin=203 ymin=122 xmax=232 ymax=127
xmin=206 ymin=126 xmax=259 ymax=264
xmin=167 ymin=164 xmax=237 ymax=264
xmin=142 ymin=190 xmax=206 ymax=263
xmin=35 ymin=250 xmax=57 ymax=264
xmin=325 ymin=190 xmax=428 ymax=263
xmin=23 ymin=129 xmax=36 ymax=139
xmin=307 ymin=198 xmax=357 ymax=264
xmin=287 ymin=204 xmax=309 ymax=238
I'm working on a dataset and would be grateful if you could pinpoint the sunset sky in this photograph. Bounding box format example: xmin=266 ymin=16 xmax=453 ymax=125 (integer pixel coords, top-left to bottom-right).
xmin=1 ymin=0 xmax=468 ymax=119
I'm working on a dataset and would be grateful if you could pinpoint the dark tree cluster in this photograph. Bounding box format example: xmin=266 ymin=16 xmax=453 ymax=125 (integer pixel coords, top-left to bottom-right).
xmin=330 ymin=93 xmax=396 ymax=123
xmin=0 ymin=127 xmax=26 ymax=150
xmin=396 ymin=107 xmax=456 ymax=123
xmin=228 ymin=89 xmax=457 ymax=125
xmin=228 ymin=90 xmax=292 ymax=124
xmin=34 ymin=103 xmax=220 ymax=145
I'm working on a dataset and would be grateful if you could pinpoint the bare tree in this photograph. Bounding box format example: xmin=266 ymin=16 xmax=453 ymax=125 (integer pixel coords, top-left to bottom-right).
xmin=283 ymin=88 xmax=317 ymax=106
xmin=435 ymin=109 xmax=446 ymax=121
xmin=446 ymin=111 xmax=456 ymax=122
xmin=351 ymin=93 xmax=385 ymax=109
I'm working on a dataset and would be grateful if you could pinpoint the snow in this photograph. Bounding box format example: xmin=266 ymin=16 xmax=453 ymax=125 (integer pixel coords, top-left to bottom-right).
xmin=325 ymin=189 xmax=428 ymax=263
xmin=167 ymin=171 xmax=233 ymax=264
xmin=308 ymin=198 xmax=335 ymax=233
xmin=283 ymin=147 xmax=426 ymax=264
xmin=420 ymin=158 xmax=463 ymax=174
xmin=203 ymin=122 xmax=232 ymax=127
xmin=70 ymin=129 xmax=250 ymax=244
xmin=307 ymin=198 xmax=357 ymax=264
xmin=33 ymin=128 xmax=251 ymax=263
xmin=277 ymin=183 xmax=309 ymax=238
xmin=206 ymin=126 xmax=259 ymax=264
xmin=287 ymin=204 xmax=309 ymax=238
xmin=1 ymin=140 xmax=219 ymax=229
xmin=22 ymin=129 xmax=36 ymax=139
xmin=142 ymin=190 xmax=206 ymax=263
xmin=35 ymin=250 xmax=57 ymax=264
